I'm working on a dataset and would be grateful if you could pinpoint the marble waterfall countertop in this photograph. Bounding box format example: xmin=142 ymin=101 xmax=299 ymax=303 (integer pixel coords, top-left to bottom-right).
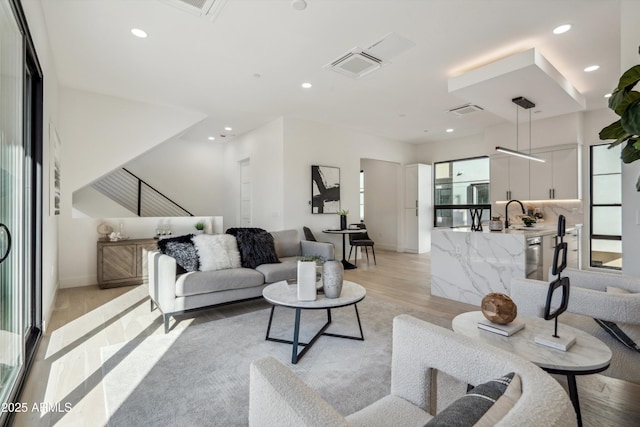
xmin=430 ymin=224 xmax=578 ymax=306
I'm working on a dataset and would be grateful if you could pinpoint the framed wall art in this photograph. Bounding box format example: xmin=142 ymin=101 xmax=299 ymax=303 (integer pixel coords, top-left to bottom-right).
xmin=311 ymin=165 xmax=340 ymax=214
xmin=50 ymin=123 xmax=61 ymax=216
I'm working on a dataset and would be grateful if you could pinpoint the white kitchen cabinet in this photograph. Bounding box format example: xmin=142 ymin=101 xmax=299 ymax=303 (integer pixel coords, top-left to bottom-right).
xmin=542 ymin=225 xmax=581 ymax=281
xmin=490 ymin=156 xmax=530 ymax=201
xmin=492 ymin=144 xmax=581 ymax=203
xmin=404 ymin=164 xmax=432 ymax=253
xmin=529 ymin=147 xmax=580 ymax=200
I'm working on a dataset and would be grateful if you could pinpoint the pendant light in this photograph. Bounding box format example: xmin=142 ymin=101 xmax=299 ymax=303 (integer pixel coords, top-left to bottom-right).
xmin=496 ymin=97 xmax=546 ymax=163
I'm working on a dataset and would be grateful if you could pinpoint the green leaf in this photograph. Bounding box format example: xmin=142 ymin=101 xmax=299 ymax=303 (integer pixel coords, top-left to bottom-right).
xmin=613 ymin=90 xmax=640 ymax=115
xmin=621 ymin=99 xmax=640 ymax=135
xmin=608 ymin=133 xmax=632 ymax=148
xmin=599 ymin=119 xmax=626 ymax=140
xmin=616 ymin=65 xmax=640 ymax=91
xmin=621 ymin=140 xmax=640 ymax=163
xmin=609 ymin=88 xmax=627 ymax=113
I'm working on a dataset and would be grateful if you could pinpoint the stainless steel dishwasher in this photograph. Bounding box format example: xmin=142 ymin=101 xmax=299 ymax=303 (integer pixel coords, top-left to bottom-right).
xmin=525 ymin=236 xmax=543 ymax=280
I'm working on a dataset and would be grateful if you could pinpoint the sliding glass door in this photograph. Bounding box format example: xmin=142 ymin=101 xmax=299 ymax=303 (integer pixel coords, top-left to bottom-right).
xmin=0 ymin=0 xmax=25 ymax=408
xmin=1 ymin=0 xmax=43 ymax=420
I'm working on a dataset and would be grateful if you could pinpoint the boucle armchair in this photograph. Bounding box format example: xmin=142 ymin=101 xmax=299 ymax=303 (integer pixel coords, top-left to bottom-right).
xmin=249 ymin=315 xmax=575 ymax=427
xmin=511 ymin=268 xmax=640 ymax=384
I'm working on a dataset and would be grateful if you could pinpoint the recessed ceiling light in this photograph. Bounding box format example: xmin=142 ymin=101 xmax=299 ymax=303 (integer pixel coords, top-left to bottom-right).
xmin=291 ymin=0 xmax=307 ymax=10
xmin=208 ymin=136 xmax=215 ymax=141
xmin=131 ymin=28 xmax=148 ymax=38
xmin=584 ymin=65 xmax=600 ymax=72
xmin=301 ymin=82 xmax=312 ymax=89
xmin=553 ymin=24 xmax=572 ymax=35
xmin=224 ymin=127 xmax=232 ymax=131
xmin=604 ymin=93 xmax=612 ymax=98
xmin=446 ymin=128 xmax=454 ymax=133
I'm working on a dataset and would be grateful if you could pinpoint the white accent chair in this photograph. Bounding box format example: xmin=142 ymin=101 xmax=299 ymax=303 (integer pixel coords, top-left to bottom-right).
xmin=511 ymin=268 xmax=640 ymax=384
xmin=248 ymin=314 xmax=575 ymax=427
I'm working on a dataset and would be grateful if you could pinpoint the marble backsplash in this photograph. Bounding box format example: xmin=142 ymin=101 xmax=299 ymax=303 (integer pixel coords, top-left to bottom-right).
xmin=494 ymin=200 xmax=584 ymax=227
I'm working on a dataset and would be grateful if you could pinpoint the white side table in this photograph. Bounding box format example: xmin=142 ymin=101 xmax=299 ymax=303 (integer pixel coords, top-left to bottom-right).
xmin=452 ymin=311 xmax=611 ymax=427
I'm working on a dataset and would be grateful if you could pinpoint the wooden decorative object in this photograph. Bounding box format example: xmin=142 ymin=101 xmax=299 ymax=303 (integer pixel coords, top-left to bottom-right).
xmin=481 ymin=293 xmax=517 ymax=324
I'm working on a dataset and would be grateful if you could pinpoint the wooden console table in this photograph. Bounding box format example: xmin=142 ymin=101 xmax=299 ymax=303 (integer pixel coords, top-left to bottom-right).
xmin=97 ymin=238 xmax=158 ymax=288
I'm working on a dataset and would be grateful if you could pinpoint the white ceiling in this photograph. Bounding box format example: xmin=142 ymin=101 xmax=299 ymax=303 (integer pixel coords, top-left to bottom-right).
xmin=39 ymin=0 xmax=621 ymax=144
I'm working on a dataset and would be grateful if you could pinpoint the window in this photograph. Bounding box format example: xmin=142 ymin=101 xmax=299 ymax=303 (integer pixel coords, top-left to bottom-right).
xmin=434 ymin=157 xmax=490 ymax=227
xmin=359 ymin=170 xmax=364 ymax=221
xmin=590 ymin=144 xmax=622 ymax=269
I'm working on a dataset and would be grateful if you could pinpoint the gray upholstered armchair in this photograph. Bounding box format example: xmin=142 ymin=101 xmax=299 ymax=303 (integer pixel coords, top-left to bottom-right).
xmin=511 ymin=268 xmax=640 ymax=384
xmin=249 ymin=315 xmax=575 ymax=426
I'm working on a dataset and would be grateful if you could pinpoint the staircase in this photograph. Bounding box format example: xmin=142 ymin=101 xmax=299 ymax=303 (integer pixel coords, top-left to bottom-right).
xmin=91 ymin=168 xmax=193 ymax=217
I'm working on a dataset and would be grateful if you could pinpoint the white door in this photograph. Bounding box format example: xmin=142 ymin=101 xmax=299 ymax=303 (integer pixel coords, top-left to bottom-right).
xmin=240 ymin=159 xmax=251 ymax=226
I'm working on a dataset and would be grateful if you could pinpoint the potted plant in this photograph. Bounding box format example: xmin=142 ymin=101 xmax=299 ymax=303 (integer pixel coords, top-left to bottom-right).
xmin=337 ymin=209 xmax=349 ymax=230
xmin=599 ymin=45 xmax=640 ymax=190
xmin=194 ymin=222 xmax=205 ymax=234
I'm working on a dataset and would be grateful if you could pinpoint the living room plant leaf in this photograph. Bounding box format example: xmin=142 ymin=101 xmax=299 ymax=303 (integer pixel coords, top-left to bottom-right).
xmin=599 ymin=46 xmax=640 ymax=190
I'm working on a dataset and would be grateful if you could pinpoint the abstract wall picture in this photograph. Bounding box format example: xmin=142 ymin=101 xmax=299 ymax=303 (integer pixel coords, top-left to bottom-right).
xmin=311 ymin=165 xmax=340 ymax=214
xmin=50 ymin=123 xmax=61 ymax=216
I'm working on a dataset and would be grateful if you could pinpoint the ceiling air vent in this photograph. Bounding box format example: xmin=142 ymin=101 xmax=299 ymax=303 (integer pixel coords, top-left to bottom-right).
xmin=326 ymin=49 xmax=383 ymax=79
xmin=161 ymin=0 xmax=229 ymax=21
xmin=448 ymin=104 xmax=484 ymax=116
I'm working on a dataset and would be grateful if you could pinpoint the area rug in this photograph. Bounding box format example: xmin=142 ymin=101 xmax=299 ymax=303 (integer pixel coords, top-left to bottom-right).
xmin=101 ymin=296 xmax=451 ymax=426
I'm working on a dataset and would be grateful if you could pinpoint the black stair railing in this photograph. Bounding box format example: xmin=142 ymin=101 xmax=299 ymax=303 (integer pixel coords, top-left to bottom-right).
xmin=91 ymin=168 xmax=193 ymax=217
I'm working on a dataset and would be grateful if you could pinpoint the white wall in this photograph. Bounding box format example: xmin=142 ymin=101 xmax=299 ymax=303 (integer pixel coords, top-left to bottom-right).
xmin=57 ymin=88 xmax=208 ymax=288
xmin=22 ymin=0 xmax=60 ymax=329
xmin=72 ymin=186 xmax=137 ymax=218
xmin=222 ymin=117 xmax=285 ymax=231
xmin=124 ymin=137 xmax=227 ymax=216
xmin=361 ymin=159 xmax=401 ymax=251
xmin=59 ymin=87 xmax=206 ymax=192
xmin=416 ymin=112 xmax=582 ymax=165
xmin=282 ymin=118 xmax=414 ymax=256
xmin=620 ymin=0 xmax=640 ymax=277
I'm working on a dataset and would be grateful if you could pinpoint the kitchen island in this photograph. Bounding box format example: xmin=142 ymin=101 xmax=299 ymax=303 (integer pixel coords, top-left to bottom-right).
xmin=431 ymin=225 xmax=580 ymax=305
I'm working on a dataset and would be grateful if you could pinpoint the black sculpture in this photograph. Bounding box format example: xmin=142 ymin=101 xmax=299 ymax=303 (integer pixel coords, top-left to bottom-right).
xmin=543 ymin=215 xmax=570 ymax=338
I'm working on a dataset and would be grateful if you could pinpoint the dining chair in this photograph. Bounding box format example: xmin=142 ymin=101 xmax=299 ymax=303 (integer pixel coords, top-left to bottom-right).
xmin=348 ymin=222 xmax=376 ymax=266
xmin=303 ymin=226 xmax=317 ymax=241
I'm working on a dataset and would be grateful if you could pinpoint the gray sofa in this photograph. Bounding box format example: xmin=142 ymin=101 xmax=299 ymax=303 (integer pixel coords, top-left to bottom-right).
xmin=148 ymin=229 xmax=334 ymax=333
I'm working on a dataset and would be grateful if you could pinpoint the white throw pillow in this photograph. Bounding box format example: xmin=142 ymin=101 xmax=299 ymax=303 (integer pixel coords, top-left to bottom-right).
xmin=192 ymin=234 xmax=241 ymax=272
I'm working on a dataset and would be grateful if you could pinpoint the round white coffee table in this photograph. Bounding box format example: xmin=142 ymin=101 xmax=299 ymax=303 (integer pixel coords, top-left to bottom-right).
xmin=452 ymin=311 xmax=611 ymax=427
xmin=263 ymin=280 xmax=366 ymax=364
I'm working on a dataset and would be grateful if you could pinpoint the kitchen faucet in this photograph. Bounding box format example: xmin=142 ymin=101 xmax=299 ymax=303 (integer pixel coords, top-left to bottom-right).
xmin=505 ymin=200 xmax=526 ymax=229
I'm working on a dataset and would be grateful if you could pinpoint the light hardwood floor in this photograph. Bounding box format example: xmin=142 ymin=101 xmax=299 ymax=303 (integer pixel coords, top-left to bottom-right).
xmin=12 ymin=250 xmax=640 ymax=426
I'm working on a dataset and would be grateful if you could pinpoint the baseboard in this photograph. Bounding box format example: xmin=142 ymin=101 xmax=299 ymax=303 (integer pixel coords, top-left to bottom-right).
xmin=59 ymin=274 xmax=98 ymax=288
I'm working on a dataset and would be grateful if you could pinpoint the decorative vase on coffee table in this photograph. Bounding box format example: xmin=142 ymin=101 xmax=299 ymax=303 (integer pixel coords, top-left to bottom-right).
xmin=323 ymin=260 xmax=344 ymax=298
xmin=297 ymin=261 xmax=317 ymax=301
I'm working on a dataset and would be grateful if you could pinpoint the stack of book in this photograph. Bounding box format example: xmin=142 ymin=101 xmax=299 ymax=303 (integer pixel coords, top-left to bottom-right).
xmin=477 ymin=318 xmax=525 ymax=336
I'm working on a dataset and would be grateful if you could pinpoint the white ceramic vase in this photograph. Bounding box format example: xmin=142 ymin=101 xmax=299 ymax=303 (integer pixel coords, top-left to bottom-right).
xmin=323 ymin=260 xmax=344 ymax=298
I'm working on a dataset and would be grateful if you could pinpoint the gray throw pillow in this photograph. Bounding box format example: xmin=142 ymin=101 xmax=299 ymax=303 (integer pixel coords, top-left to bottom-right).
xmin=425 ymin=372 xmax=521 ymax=427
